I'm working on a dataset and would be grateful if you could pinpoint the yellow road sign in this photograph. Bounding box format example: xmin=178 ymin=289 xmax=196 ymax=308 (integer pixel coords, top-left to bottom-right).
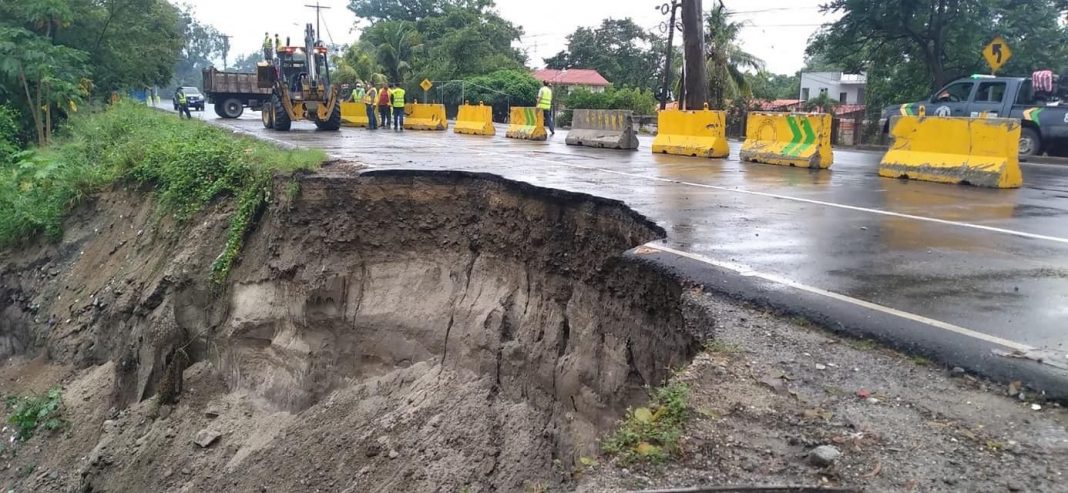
xmin=420 ymin=78 xmax=433 ymax=92
xmin=982 ymin=35 xmax=1012 ymax=73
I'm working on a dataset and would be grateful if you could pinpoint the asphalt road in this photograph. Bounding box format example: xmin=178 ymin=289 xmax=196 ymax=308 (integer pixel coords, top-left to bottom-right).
xmin=176 ymin=105 xmax=1068 ymax=378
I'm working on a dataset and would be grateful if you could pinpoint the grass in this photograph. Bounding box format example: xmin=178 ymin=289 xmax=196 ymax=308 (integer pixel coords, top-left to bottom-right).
xmin=0 ymin=101 xmax=324 ymax=282
xmin=601 ymin=381 xmax=690 ymax=465
xmin=702 ymin=339 xmax=742 ymax=354
xmin=5 ymin=387 xmax=66 ymax=441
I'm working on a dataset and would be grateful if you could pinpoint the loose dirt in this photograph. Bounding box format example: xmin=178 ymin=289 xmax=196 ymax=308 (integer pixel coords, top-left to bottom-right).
xmin=0 ymin=168 xmax=1064 ymax=492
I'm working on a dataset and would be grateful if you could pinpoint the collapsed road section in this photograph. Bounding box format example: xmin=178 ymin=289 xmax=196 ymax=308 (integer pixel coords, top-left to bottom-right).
xmin=0 ymin=169 xmax=713 ymax=492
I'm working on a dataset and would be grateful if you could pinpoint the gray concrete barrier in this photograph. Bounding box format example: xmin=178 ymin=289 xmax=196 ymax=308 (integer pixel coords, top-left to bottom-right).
xmin=565 ymin=109 xmax=639 ymax=150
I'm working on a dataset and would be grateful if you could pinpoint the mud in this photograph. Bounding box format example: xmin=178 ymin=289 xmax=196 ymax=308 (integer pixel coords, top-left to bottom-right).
xmin=0 ymin=169 xmax=710 ymax=492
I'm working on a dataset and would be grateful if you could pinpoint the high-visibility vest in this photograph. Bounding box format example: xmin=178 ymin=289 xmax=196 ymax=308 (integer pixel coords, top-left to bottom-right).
xmin=275 ymin=37 xmax=282 ymax=50
xmin=176 ymin=92 xmax=187 ymax=105
xmin=352 ymin=88 xmax=364 ymax=102
xmin=262 ymin=36 xmax=271 ymax=50
xmin=391 ymin=88 xmax=405 ymax=107
xmin=378 ymin=88 xmax=391 ymax=105
xmin=363 ymin=88 xmax=376 ymax=105
xmin=537 ymin=86 xmax=552 ymax=109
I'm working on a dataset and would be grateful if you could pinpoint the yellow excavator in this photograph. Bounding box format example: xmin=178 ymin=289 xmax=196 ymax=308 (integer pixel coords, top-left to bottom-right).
xmin=258 ymin=23 xmax=340 ymax=131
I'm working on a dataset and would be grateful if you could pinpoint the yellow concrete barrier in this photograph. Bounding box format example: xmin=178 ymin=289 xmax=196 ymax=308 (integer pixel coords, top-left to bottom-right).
xmin=403 ymin=103 xmax=447 ymax=131
xmin=340 ymin=102 xmax=369 ymax=127
xmin=879 ymin=115 xmax=1022 ymax=189
xmin=740 ymin=112 xmax=833 ymax=169
xmin=505 ymin=107 xmax=547 ymax=141
xmin=454 ymin=103 xmax=495 ymax=136
xmin=651 ymin=109 xmax=729 ymax=158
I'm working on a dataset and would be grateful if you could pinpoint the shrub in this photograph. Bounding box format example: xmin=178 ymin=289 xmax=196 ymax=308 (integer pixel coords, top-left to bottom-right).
xmin=601 ymin=381 xmax=689 ymax=465
xmin=0 ymin=102 xmax=325 ymax=281
xmin=565 ymin=86 xmax=658 ymax=115
xmin=6 ymin=387 xmax=66 ymax=441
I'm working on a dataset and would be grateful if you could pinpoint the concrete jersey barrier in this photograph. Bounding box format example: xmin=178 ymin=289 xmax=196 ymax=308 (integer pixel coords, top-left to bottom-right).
xmin=651 ymin=109 xmax=729 ymax=158
xmin=565 ymin=109 xmax=639 ymax=150
xmin=506 ymin=107 xmax=547 ymax=141
xmin=454 ymin=104 xmax=495 ymax=136
xmin=740 ymin=112 xmax=833 ymax=169
xmin=879 ymin=115 xmax=1022 ymax=189
xmin=403 ymin=103 xmax=448 ymax=131
xmin=340 ymin=101 xmax=369 ymax=127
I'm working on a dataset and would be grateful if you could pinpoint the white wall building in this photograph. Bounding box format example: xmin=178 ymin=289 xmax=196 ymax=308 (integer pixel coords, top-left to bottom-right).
xmin=800 ymin=72 xmax=867 ymax=105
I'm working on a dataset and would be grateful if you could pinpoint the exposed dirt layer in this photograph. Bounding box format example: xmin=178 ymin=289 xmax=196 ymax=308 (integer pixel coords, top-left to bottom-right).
xmin=0 ymin=170 xmax=710 ymax=492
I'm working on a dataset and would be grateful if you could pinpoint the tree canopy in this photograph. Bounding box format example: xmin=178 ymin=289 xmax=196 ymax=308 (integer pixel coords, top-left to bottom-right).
xmin=807 ymin=0 xmax=1068 ymax=109
xmin=0 ymin=0 xmax=184 ymax=145
xmin=544 ymin=18 xmax=661 ymax=92
xmin=340 ymin=0 xmax=524 ymax=89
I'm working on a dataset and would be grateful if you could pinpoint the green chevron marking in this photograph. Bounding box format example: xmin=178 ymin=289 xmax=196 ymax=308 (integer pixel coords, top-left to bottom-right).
xmin=782 ymin=115 xmax=803 ymax=156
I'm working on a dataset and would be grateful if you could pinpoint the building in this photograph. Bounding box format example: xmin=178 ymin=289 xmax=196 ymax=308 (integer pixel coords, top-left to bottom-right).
xmin=532 ymin=69 xmax=611 ymax=93
xmin=799 ymin=72 xmax=867 ymax=105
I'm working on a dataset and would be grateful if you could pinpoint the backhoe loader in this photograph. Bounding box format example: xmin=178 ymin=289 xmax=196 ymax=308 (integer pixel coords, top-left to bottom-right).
xmin=258 ymin=23 xmax=340 ymax=131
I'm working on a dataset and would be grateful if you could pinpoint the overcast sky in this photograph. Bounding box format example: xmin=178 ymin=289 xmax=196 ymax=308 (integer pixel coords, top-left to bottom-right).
xmin=176 ymin=0 xmax=836 ymax=75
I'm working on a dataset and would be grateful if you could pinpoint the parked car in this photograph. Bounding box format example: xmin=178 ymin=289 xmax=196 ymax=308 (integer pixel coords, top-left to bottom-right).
xmin=173 ymin=86 xmax=205 ymax=111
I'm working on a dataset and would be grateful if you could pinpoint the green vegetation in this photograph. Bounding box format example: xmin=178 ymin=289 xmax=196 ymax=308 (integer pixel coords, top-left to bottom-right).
xmin=704 ymin=4 xmax=764 ymax=109
xmin=0 ymin=0 xmax=185 ymax=145
xmin=702 ymin=339 xmax=742 ymax=355
xmin=6 ymin=387 xmax=66 ymax=441
xmin=808 ymin=0 xmax=1068 ymax=119
xmin=602 ymin=381 xmax=690 ymax=465
xmin=545 ymin=18 xmax=662 ymax=93
xmin=0 ymin=102 xmax=323 ymax=281
xmin=336 ymin=0 xmax=525 ymax=91
xmin=565 ymin=87 xmax=658 ymax=115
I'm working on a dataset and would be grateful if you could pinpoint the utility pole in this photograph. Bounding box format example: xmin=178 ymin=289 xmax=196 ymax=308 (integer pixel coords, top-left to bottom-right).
xmin=657 ymin=1 xmax=682 ymax=110
xmin=219 ymin=34 xmax=232 ymax=70
xmin=681 ymin=0 xmax=707 ymax=110
xmin=304 ymin=1 xmax=331 ymax=40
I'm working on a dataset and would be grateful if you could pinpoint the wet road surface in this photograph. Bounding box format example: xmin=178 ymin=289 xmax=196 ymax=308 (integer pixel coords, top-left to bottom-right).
xmin=190 ymin=107 xmax=1068 ymax=359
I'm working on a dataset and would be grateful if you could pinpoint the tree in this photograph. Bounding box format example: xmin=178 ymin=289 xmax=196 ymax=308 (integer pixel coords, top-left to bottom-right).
xmin=171 ymin=7 xmax=228 ymax=87
xmin=746 ymin=71 xmax=800 ymax=101
xmin=413 ymin=4 xmax=524 ymax=81
xmin=809 ymin=0 xmax=1068 ymax=96
xmin=349 ymin=0 xmax=495 ymax=23
xmin=704 ymin=2 xmax=763 ymax=109
xmin=0 ymin=2 xmax=87 ymax=145
xmin=545 ymin=19 xmax=661 ymax=92
xmin=361 ymin=21 xmax=421 ymax=83
xmin=346 ymin=0 xmax=523 ymax=90
xmin=230 ymin=52 xmax=263 ymax=73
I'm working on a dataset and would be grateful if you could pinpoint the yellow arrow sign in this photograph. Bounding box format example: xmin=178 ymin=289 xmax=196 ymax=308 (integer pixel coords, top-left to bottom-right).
xmin=982 ymin=35 xmax=1012 ymax=74
xmin=420 ymin=78 xmax=433 ymax=92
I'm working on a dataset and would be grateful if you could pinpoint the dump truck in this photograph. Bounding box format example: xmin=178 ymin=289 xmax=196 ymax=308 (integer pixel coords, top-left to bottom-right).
xmin=202 ymin=68 xmax=271 ymax=118
xmin=258 ymin=23 xmax=341 ymax=131
xmin=881 ymin=74 xmax=1068 ymax=156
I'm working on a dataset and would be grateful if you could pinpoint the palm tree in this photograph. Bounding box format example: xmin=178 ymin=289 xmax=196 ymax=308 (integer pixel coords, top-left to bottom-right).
xmin=362 ymin=21 xmax=421 ymax=84
xmin=705 ymin=1 xmax=764 ymax=109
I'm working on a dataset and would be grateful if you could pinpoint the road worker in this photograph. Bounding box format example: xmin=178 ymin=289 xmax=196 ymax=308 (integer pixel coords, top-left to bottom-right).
xmin=175 ymin=89 xmax=191 ymax=119
xmin=377 ymin=81 xmax=392 ymax=129
xmin=391 ymin=84 xmax=406 ymax=131
xmin=361 ymin=82 xmax=378 ymax=130
xmin=274 ymin=34 xmax=282 ymax=53
xmin=537 ymin=80 xmax=554 ymax=135
xmin=262 ymin=32 xmax=273 ymax=61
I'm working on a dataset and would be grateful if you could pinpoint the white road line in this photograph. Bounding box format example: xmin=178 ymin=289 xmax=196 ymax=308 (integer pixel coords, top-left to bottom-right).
xmin=643 ymin=243 xmax=1036 ymax=353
